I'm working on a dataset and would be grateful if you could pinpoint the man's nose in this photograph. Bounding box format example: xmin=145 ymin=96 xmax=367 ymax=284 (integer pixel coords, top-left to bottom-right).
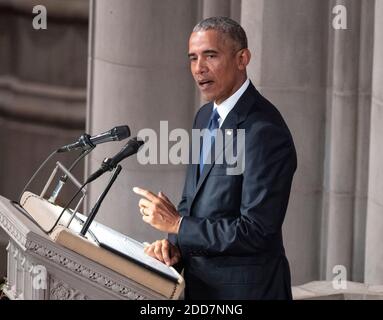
xmin=195 ymin=58 xmax=208 ymax=74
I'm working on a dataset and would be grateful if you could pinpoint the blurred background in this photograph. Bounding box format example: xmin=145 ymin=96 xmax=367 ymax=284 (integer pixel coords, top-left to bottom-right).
xmin=0 ymin=0 xmax=382 ymax=289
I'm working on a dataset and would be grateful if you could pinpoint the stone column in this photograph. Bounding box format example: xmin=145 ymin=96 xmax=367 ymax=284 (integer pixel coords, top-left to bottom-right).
xmin=86 ymin=0 xmax=198 ymax=241
xmin=241 ymin=0 xmax=330 ymax=284
xmin=240 ymin=0 xmax=376 ymax=285
xmin=365 ymin=0 xmax=383 ymax=284
xmin=322 ymin=0 xmax=362 ymax=281
xmin=351 ymin=0 xmax=374 ymax=282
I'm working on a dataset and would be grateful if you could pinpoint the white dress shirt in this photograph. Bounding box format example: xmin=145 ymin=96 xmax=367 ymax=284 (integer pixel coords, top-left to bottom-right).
xmin=213 ymin=78 xmax=250 ymax=127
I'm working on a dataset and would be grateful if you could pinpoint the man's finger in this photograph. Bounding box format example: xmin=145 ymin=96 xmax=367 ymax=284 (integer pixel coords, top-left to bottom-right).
xmin=144 ymin=244 xmax=155 ymax=257
xmin=139 ymin=198 xmax=152 ymax=209
xmin=169 ymin=255 xmax=180 ymax=266
xmin=142 ymin=215 xmax=152 ymax=224
xmin=133 ymin=187 xmax=158 ymax=202
xmin=153 ymin=242 xmax=164 ymax=263
xmin=143 ymin=241 xmax=151 ymax=249
xmin=140 ymin=207 xmax=151 ymax=216
xmin=161 ymin=240 xmax=170 ymax=265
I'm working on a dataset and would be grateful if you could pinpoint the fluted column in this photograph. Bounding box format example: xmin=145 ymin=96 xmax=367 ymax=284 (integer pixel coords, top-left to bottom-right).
xmin=351 ymin=0 xmax=374 ymax=282
xmin=241 ymin=0 xmax=376 ymax=285
xmin=323 ymin=0 xmax=362 ymax=281
xmin=365 ymin=0 xmax=383 ymax=284
xmin=241 ymin=0 xmax=330 ymax=284
xmin=86 ymin=0 xmax=198 ymax=241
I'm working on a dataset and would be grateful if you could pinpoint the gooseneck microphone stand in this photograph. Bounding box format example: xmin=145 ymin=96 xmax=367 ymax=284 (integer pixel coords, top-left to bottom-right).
xmin=48 ymin=134 xmax=95 ymax=204
xmin=80 ymin=165 xmax=122 ymax=237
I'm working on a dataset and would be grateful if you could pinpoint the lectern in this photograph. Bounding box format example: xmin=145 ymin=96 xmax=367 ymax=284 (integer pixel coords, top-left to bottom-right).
xmin=0 ymin=194 xmax=184 ymax=300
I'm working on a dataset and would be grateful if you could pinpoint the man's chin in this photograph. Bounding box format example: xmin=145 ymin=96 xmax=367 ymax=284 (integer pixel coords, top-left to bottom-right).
xmin=200 ymin=93 xmax=216 ymax=103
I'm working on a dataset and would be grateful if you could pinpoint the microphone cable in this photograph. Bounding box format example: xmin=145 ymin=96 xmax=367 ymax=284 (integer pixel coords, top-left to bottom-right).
xmin=45 ymin=179 xmax=89 ymax=234
xmin=14 ymin=183 xmax=98 ymax=243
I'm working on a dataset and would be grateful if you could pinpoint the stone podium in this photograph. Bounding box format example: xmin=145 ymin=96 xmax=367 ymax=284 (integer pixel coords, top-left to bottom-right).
xmin=0 ymin=195 xmax=184 ymax=300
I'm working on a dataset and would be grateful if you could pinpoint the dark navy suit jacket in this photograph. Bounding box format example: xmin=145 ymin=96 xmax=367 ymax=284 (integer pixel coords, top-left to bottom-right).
xmin=169 ymin=82 xmax=297 ymax=300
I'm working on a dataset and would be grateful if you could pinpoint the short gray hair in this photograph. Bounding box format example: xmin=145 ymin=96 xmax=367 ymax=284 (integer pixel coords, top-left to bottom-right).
xmin=193 ymin=16 xmax=248 ymax=50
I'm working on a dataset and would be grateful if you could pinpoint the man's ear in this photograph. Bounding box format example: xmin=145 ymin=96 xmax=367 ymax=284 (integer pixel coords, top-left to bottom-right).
xmin=237 ymin=49 xmax=251 ymax=70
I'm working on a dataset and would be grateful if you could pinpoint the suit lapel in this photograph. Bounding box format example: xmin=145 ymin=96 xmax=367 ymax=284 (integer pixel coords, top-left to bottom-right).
xmin=191 ymin=103 xmax=213 ymax=191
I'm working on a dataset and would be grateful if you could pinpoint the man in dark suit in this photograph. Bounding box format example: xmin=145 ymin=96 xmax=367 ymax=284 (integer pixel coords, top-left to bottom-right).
xmin=133 ymin=17 xmax=297 ymax=300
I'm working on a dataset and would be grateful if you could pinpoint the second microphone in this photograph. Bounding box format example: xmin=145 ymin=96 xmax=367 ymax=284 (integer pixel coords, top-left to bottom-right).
xmin=86 ymin=137 xmax=144 ymax=184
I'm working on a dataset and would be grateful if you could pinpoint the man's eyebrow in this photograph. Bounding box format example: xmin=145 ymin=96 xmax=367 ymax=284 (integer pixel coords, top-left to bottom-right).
xmin=188 ymin=49 xmax=219 ymax=57
xmin=202 ymin=49 xmax=219 ymax=55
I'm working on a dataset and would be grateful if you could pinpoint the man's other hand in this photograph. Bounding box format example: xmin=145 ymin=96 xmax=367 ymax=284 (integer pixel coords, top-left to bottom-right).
xmin=144 ymin=239 xmax=181 ymax=266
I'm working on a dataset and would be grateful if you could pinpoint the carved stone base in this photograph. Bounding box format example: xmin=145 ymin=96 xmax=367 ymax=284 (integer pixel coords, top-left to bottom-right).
xmin=0 ymin=196 xmax=169 ymax=299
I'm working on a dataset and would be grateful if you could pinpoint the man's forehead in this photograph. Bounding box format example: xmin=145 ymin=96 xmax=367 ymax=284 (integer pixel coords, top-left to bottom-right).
xmin=189 ymin=30 xmax=232 ymax=51
xmin=190 ymin=30 xmax=219 ymax=44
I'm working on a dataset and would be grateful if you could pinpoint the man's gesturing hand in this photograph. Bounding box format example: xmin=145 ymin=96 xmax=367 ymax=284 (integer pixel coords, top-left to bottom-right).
xmin=133 ymin=187 xmax=182 ymax=234
xmin=144 ymin=239 xmax=181 ymax=266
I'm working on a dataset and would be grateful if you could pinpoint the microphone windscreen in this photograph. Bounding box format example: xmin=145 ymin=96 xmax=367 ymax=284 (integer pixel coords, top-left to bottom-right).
xmin=113 ymin=125 xmax=130 ymax=141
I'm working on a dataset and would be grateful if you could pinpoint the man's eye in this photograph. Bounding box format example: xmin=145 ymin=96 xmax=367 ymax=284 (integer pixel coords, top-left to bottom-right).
xmin=189 ymin=56 xmax=197 ymax=61
xmin=207 ymin=54 xmax=216 ymax=59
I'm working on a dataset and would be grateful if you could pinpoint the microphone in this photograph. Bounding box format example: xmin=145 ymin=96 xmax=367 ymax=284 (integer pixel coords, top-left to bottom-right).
xmin=57 ymin=125 xmax=131 ymax=153
xmin=86 ymin=137 xmax=144 ymax=184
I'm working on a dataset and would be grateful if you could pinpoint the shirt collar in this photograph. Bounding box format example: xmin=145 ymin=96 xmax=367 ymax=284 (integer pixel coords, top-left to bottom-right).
xmin=213 ymin=78 xmax=250 ymax=126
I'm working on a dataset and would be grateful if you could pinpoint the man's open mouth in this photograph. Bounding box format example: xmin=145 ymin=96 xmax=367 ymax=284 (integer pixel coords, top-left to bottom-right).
xmin=198 ymin=80 xmax=214 ymax=89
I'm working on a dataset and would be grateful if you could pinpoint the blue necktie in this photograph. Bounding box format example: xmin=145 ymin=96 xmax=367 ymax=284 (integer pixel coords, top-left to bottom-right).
xmin=200 ymin=108 xmax=220 ymax=174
